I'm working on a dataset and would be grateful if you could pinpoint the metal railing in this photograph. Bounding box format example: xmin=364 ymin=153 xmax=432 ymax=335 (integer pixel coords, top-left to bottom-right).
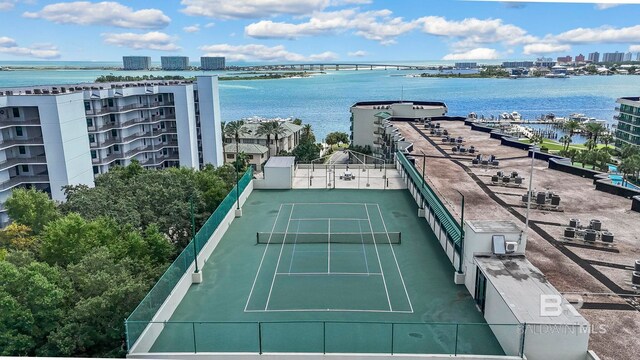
xmin=0 ymin=175 xmax=49 ymax=191
xmin=0 ymin=137 xmax=44 ymax=149
xmin=0 ymin=156 xmax=47 ymax=171
xmin=396 ymin=151 xmax=462 ymax=248
xmin=125 ymin=320 xmax=523 ymax=356
xmin=125 ymin=169 xmax=254 ymax=350
xmin=90 ymin=101 xmax=176 ymax=115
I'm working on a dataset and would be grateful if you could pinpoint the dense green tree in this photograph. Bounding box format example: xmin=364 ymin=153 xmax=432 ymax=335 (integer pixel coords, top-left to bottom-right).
xmin=271 ymin=122 xmax=288 ymax=155
xmin=584 ymin=122 xmax=605 ymax=146
xmin=559 ymin=135 xmax=572 ymax=151
xmin=0 ymin=223 xmax=37 ymax=252
xmin=563 ymin=120 xmax=581 ymax=138
xmin=292 ymin=141 xmax=321 ymax=163
xmin=5 ymin=188 xmax=60 ymax=234
xmin=325 ymin=131 xmax=350 ymax=146
xmin=292 ymin=118 xmax=302 ymax=126
xmin=600 ymin=133 xmax=613 ymax=148
xmin=301 ymin=124 xmax=315 ymax=143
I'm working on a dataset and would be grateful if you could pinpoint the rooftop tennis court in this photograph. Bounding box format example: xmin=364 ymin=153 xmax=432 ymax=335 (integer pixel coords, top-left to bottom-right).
xmin=148 ymin=189 xmax=505 ymax=355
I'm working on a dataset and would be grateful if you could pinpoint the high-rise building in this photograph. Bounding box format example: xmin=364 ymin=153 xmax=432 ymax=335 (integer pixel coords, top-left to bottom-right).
xmin=501 ymin=61 xmax=534 ymax=68
xmin=0 ymin=76 xmax=224 ymax=226
xmin=575 ymin=54 xmax=585 ymax=63
xmin=453 ymin=62 xmax=477 ymax=69
xmin=350 ymin=101 xmax=447 ymax=160
xmin=534 ymin=57 xmax=556 ymax=67
xmin=556 ymin=55 xmax=572 ymax=63
xmin=602 ymin=52 xmax=624 ymax=63
xmin=637 ymin=52 xmax=640 ymax=61
xmin=161 ymin=56 xmax=190 ymax=70
xmin=615 ymin=97 xmax=640 ymax=150
xmin=623 ymin=52 xmax=633 ymax=62
xmin=122 ymin=56 xmax=152 ymax=70
xmin=201 ymin=57 xmax=226 ymax=70
xmin=588 ymin=52 xmax=600 ymax=63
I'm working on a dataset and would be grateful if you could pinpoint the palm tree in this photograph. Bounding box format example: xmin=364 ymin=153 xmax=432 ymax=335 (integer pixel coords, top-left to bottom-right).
xmin=584 ymin=122 xmax=605 ymax=146
xmin=563 ymin=120 xmax=581 ymax=138
xmin=559 ymin=135 xmax=572 ymax=151
xmin=620 ymin=144 xmax=639 ymax=160
xmin=221 ymin=120 xmax=227 ymax=160
xmin=584 ymin=139 xmax=596 ymax=151
xmin=256 ymin=121 xmax=275 ymax=159
xmin=301 ymin=124 xmax=315 ymax=143
xmin=567 ymin=148 xmax=579 ymax=165
xmin=599 ymin=133 xmax=613 ymax=149
xmin=271 ymin=121 xmax=288 ymax=155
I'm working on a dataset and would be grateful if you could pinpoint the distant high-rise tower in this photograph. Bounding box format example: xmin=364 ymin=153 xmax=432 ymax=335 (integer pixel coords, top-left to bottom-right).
xmin=588 ymin=52 xmax=600 ymax=63
xmin=123 ymin=56 xmax=151 ymax=70
xmin=623 ymin=52 xmax=633 ymax=62
xmin=161 ymin=56 xmax=190 ymax=70
xmin=575 ymin=54 xmax=585 ymax=63
xmin=636 ymin=52 xmax=640 ymax=61
xmin=201 ymin=57 xmax=226 ymax=70
xmin=602 ymin=52 xmax=624 ymax=63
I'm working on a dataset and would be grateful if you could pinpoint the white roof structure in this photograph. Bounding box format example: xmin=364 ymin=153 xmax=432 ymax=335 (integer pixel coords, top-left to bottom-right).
xmin=264 ymin=156 xmax=295 ymax=168
xmin=475 ymin=256 xmax=589 ymax=325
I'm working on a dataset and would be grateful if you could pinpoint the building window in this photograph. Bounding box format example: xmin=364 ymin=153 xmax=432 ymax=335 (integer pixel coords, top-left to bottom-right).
xmin=18 ymin=146 xmax=26 ymax=155
xmin=108 ymin=98 xmax=114 ymax=107
xmin=91 ymin=150 xmax=97 ymax=159
xmin=86 ymin=118 xmax=93 ymax=127
xmin=15 ymin=127 xmax=23 ymax=137
xmin=113 ymin=144 xmax=119 ymax=151
xmin=12 ymin=108 xmax=19 ymax=118
xmin=84 ymin=101 xmax=91 ymax=111
xmin=88 ymin=134 xmax=95 ymax=143
xmin=226 ymin=154 xmax=234 ymax=159
xmin=21 ymin=165 xmax=28 ymax=172
xmin=111 ymin=129 xmax=118 ymax=138
xmin=93 ymin=166 xmax=99 ymax=174
xmin=225 ymin=138 xmax=232 ymax=143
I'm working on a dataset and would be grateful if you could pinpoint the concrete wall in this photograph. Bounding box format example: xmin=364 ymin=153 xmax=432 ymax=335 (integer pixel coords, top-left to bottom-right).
xmin=168 ymin=84 xmax=199 ymax=168
xmin=130 ymin=181 xmax=254 ymax=353
xmin=196 ymin=76 xmax=224 ymax=167
xmin=523 ymin=323 xmax=590 ymax=360
xmin=482 ymin=279 xmax=522 ymax=356
xmin=254 ymin=164 xmax=293 ymax=189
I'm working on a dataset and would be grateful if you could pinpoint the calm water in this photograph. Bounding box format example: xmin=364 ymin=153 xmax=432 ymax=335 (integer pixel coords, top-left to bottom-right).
xmin=1 ymin=65 xmax=638 ymax=140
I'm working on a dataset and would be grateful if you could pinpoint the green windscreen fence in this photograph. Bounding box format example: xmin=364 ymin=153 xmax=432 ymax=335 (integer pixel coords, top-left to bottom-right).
xmin=396 ymin=152 xmax=461 ymax=250
xmin=125 ymin=168 xmax=253 ymax=349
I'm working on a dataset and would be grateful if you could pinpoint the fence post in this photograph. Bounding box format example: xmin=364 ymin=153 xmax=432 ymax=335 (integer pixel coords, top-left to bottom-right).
xmin=258 ymin=322 xmax=263 ymax=354
xmin=391 ymin=323 xmax=394 ymax=355
xmin=454 ymin=324 xmax=459 ymax=356
xmin=124 ymin=318 xmax=130 ymax=353
xmin=519 ymin=323 xmax=527 ymax=357
xmin=192 ymin=322 xmax=197 ymax=353
xmin=323 ymin=322 xmax=326 ymax=354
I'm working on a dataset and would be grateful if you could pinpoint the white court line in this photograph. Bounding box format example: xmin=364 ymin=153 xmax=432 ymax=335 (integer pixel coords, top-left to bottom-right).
xmin=290 ymin=218 xmax=369 ymax=221
xmin=276 ymin=272 xmax=382 ymax=276
xmin=376 ymin=204 xmax=414 ymax=313
xmin=287 ymin=219 xmax=302 ymax=273
xmin=280 ymin=202 xmax=370 ymax=206
xmin=327 ymin=218 xmax=331 ymax=274
xmin=365 ymin=204 xmax=392 ymax=311
xmin=244 ymin=204 xmax=283 ymax=312
xmin=245 ymin=308 xmax=414 ymax=313
xmin=264 ymin=204 xmax=295 ymax=311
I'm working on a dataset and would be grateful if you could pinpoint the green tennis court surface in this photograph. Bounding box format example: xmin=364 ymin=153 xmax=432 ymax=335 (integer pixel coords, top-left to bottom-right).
xmin=149 ymin=189 xmax=504 ymax=355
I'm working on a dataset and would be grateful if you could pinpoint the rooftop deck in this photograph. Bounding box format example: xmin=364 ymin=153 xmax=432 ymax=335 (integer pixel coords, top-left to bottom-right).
xmin=392 ymin=119 xmax=640 ymax=359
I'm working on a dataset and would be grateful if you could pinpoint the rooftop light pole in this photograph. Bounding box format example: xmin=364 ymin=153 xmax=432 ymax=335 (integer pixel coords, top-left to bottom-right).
xmin=522 ymin=144 xmax=538 ymax=243
xmin=420 ymin=150 xmax=426 ymax=188
xmin=455 ymin=189 xmax=465 ymax=274
xmin=191 ymin=196 xmax=199 ymax=274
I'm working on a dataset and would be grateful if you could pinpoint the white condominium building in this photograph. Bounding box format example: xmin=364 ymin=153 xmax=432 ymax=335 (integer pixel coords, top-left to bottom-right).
xmin=161 ymin=56 xmax=190 ymax=70
xmin=0 ymin=75 xmax=223 ymax=226
xmin=350 ymin=101 xmax=447 ymax=158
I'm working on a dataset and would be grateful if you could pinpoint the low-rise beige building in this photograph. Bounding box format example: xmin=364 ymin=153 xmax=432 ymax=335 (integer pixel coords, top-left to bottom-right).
xmin=224 ymin=143 xmax=269 ymax=171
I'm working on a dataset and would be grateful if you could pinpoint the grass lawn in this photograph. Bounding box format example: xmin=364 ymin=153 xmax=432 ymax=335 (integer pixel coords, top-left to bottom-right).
xmin=518 ymin=138 xmax=614 ymax=152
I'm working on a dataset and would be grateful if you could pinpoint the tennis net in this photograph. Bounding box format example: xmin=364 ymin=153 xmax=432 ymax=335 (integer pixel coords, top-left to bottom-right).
xmin=256 ymin=231 xmax=401 ymax=244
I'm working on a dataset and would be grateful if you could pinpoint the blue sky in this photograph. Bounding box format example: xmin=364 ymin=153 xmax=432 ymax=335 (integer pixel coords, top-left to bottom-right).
xmin=0 ymin=0 xmax=639 ymax=62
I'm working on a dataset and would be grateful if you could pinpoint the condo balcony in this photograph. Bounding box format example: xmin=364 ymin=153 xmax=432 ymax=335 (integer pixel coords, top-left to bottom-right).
xmin=141 ymin=153 xmax=180 ymax=167
xmin=89 ymin=115 xmax=177 ymax=132
xmin=0 ymin=174 xmax=49 ymax=192
xmin=87 ymin=101 xmax=176 ymax=116
xmin=0 ymin=118 xmax=42 ymax=129
xmin=0 ymin=156 xmax=47 ymax=172
xmin=0 ymin=137 xmax=44 ymax=150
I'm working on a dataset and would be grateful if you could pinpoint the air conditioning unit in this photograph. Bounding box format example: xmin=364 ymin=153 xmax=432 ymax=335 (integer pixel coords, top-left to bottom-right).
xmin=505 ymin=241 xmax=518 ymax=254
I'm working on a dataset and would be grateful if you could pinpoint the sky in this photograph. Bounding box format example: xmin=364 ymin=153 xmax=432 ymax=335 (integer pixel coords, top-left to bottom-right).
xmin=0 ymin=0 xmax=639 ymax=63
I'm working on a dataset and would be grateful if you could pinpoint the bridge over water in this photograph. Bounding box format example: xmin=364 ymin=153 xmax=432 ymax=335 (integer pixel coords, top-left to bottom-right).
xmin=227 ymin=63 xmax=440 ymax=71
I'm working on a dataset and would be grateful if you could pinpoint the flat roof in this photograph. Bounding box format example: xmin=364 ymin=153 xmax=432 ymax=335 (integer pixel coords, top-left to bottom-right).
xmin=265 ymin=156 xmax=295 ymax=168
xmin=351 ymin=100 xmax=447 ymax=109
xmin=467 ymin=220 xmax=521 ymax=234
xmin=475 ymin=256 xmax=589 ymax=325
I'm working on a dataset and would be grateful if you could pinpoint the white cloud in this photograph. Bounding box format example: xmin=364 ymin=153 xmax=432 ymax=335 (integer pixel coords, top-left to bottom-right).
xmin=348 ymin=50 xmax=367 ymax=57
xmin=23 ymin=1 xmax=170 ymax=29
xmin=595 ymin=3 xmax=620 ymax=9
xmin=0 ymin=1 xmax=15 ymax=10
xmin=245 ymin=9 xmax=419 ymax=45
xmin=199 ymin=43 xmax=338 ymax=62
xmin=0 ymin=36 xmax=60 ymax=59
xmin=552 ymin=25 xmax=640 ymax=44
xmin=419 ymin=16 xmax=536 ymax=49
xmin=523 ymin=43 xmax=571 ymax=55
xmin=629 ymin=45 xmax=640 ymax=52
xmin=181 ymin=0 xmax=330 ymax=19
xmin=102 ymin=31 xmax=180 ymax=51
xmin=442 ymin=48 xmax=500 ymax=60
xmin=204 ymin=22 xmax=215 ymax=28
xmin=183 ymin=24 xmax=200 ymax=33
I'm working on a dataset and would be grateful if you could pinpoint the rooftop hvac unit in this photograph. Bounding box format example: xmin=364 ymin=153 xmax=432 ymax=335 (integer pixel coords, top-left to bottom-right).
xmin=492 ymin=236 xmax=518 ymax=255
xmin=505 ymin=241 xmax=518 ymax=253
